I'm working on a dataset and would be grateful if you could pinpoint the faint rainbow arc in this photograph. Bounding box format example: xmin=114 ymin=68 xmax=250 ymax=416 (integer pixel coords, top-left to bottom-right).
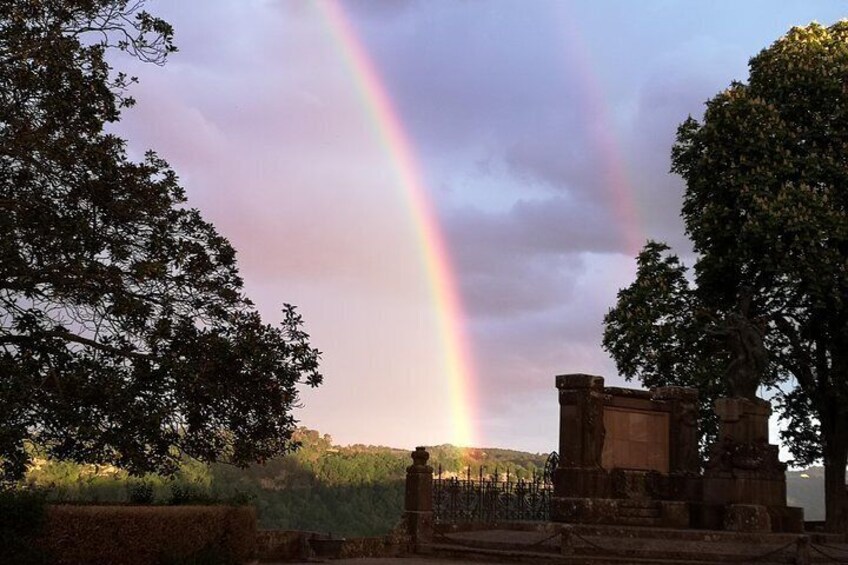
xmin=315 ymin=0 xmax=477 ymax=447
xmin=553 ymin=7 xmax=645 ymax=255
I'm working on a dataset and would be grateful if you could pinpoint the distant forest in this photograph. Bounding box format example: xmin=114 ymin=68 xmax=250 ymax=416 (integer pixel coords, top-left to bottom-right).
xmin=23 ymin=429 xmax=825 ymax=534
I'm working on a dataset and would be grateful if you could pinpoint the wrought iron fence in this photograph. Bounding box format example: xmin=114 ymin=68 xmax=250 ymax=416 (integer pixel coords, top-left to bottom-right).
xmin=433 ymin=452 xmax=558 ymax=524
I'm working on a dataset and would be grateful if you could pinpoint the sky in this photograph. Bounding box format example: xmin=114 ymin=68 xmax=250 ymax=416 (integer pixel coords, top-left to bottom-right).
xmin=114 ymin=0 xmax=847 ymax=454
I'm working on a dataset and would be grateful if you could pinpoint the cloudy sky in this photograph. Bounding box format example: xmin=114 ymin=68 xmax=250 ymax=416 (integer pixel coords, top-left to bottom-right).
xmin=115 ymin=1 xmax=847 ymax=453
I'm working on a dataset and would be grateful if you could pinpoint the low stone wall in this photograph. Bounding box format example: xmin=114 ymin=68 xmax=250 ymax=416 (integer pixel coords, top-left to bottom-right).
xmin=256 ymin=530 xmax=310 ymax=562
xmin=340 ymin=534 xmax=407 ymax=559
xmin=256 ymin=529 xmax=409 ymax=562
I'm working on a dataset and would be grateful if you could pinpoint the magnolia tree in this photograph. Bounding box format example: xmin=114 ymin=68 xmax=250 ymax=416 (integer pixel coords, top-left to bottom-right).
xmin=604 ymin=22 xmax=848 ymax=532
xmin=0 ymin=1 xmax=321 ymax=481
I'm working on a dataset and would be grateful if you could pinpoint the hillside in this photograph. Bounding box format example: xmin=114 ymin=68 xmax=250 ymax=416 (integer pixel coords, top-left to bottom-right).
xmin=786 ymin=466 xmax=825 ymax=521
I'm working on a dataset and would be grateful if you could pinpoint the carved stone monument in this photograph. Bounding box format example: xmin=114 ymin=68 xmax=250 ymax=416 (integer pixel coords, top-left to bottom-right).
xmin=551 ymin=374 xmax=699 ymax=528
xmin=551 ymin=373 xmax=803 ymax=533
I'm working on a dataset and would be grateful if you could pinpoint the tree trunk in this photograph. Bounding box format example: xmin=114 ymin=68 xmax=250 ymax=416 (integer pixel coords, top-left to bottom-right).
xmin=823 ymin=413 xmax=848 ymax=533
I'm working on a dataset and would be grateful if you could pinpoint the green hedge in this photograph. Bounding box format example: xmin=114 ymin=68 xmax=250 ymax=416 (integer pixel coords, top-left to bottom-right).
xmin=0 ymin=488 xmax=49 ymax=564
xmin=41 ymin=505 xmax=255 ymax=565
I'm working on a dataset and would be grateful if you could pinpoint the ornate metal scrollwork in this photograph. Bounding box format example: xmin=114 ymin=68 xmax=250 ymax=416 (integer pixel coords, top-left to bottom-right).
xmin=433 ymin=452 xmax=558 ymax=524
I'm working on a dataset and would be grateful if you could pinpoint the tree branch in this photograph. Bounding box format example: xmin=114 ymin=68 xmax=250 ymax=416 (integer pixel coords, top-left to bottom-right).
xmin=1 ymin=330 xmax=151 ymax=360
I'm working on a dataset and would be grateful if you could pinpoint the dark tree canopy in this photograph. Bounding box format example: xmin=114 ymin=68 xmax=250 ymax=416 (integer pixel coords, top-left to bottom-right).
xmin=602 ymin=242 xmax=727 ymax=449
xmin=0 ymin=0 xmax=321 ymax=481
xmin=604 ymin=22 xmax=848 ymax=531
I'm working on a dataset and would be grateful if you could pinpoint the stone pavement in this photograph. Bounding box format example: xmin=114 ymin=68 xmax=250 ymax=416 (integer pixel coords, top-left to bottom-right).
xmin=284 ymin=555 xmax=496 ymax=565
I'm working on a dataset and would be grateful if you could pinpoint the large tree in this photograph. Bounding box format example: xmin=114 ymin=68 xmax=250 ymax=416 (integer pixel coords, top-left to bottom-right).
xmin=0 ymin=0 xmax=321 ymax=481
xmin=603 ymin=22 xmax=848 ymax=532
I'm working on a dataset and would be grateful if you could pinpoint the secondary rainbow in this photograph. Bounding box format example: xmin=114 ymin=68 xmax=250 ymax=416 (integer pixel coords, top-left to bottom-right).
xmin=553 ymin=6 xmax=645 ymax=255
xmin=315 ymin=0 xmax=478 ymax=447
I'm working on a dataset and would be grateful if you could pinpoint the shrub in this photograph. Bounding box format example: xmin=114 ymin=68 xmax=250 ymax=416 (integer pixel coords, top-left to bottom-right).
xmin=169 ymin=482 xmax=214 ymax=505
xmin=128 ymin=481 xmax=156 ymax=504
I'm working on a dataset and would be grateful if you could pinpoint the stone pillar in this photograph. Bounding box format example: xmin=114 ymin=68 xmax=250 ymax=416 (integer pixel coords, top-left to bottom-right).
xmin=552 ymin=374 xmax=608 ymax=519
xmin=556 ymin=374 xmax=605 ymax=469
xmin=653 ymin=386 xmax=700 ymax=502
xmin=404 ymin=447 xmax=433 ymax=548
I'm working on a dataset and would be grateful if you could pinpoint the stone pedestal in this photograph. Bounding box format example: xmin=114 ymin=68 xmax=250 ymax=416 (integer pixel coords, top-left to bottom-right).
xmin=557 ymin=374 xmax=605 ymax=469
xmin=702 ymin=397 xmax=800 ymax=532
xmin=553 ymin=374 xmax=607 ymax=503
xmin=715 ymin=397 xmax=770 ymax=443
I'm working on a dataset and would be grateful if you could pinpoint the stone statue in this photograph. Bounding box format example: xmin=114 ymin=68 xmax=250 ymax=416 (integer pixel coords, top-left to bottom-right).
xmin=708 ymin=287 xmax=768 ymax=400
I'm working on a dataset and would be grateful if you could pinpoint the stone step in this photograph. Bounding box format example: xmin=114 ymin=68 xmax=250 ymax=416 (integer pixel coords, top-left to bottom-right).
xmin=616 ymin=506 xmax=661 ymax=518
xmin=617 ymin=499 xmax=660 ymax=507
xmin=432 ymin=527 xmax=822 ymax=564
xmin=438 ymin=520 xmax=842 ymax=545
xmin=608 ymin=516 xmax=663 ymax=527
xmin=425 ymin=542 xmax=790 ymax=565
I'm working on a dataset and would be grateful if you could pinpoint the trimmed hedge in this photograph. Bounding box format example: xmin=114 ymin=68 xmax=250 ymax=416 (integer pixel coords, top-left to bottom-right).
xmin=41 ymin=505 xmax=256 ymax=565
xmin=0 ymin=488 xmax=48 ymax=564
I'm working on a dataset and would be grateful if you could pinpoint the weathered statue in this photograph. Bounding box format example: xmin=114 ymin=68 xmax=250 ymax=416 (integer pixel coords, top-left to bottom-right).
xmin=708 ymin=288 xmax=768 ymax=400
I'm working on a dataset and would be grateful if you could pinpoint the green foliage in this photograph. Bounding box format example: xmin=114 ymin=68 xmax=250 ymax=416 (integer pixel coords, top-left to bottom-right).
xmin=605 ymin=21 xmax=848 ymax=529
xmin=0 ymin=487 xmax=48 ymax=564
xmin=0 ymin=0 xmax=321 ymax=481
xmin=603 ymin=242 xmax=726 ymax=452
xmin=168 ymin=483 xmax=213 ymax=506
xmin=127 ymin=481 xmax=155 ymax=504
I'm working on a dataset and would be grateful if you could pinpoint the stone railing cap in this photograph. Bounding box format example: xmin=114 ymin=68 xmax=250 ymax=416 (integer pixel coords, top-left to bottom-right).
xmin=555 ymin=373 xmax=605 ymax=389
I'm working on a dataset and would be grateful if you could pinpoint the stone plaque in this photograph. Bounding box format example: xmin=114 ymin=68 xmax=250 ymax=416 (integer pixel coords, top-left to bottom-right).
xmin=601 ymin=407 xmax=669 ymax=473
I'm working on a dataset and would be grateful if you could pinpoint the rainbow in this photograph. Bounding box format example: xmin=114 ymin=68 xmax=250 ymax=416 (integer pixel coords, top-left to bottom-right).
xmin=552 ymin=6 xmax=644 ymax=255
xmin=314 ymin=0 xmax=478 ymax=447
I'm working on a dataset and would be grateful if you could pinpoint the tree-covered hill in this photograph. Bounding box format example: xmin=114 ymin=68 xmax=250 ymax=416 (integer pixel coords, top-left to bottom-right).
xmin=787 ymin=467 xmax=826 ymax=521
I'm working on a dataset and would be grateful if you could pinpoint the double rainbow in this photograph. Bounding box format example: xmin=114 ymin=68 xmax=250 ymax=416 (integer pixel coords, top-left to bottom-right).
xmin=313 ymin=2 xmax=644 ymax=449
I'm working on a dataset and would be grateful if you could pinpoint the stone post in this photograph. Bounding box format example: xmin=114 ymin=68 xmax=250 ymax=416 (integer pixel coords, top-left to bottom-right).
xmin=552 ymin=374 xmax=608 ymax=517
xmin=404 ymin=447 xmax=433 ymax=549
xmin=556 ymin=374 xmax=605 ymax=469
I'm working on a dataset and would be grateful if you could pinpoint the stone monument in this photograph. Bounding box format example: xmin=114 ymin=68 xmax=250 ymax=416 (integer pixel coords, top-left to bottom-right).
xmin=551 ymin=373 xmax=803 ymax=533
xmin=699 ymin=288 xmax=801 ymax=532
xmin=551 ymin=374 xmax=699 ymax=528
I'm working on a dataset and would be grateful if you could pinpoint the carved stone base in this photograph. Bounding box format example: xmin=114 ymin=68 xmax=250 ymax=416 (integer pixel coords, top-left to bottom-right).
xmin=552 ymin=497 xmax=618 ymax=524
xmin=704 ymin=396 xmax=789 ymax=513
xmin=551 ymin=497 xmax=691 ymax=528
xmin=553 ymin=467 xmax=610 ymax=499
xmin=691 ymin=503 xmax=804 ymax=533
